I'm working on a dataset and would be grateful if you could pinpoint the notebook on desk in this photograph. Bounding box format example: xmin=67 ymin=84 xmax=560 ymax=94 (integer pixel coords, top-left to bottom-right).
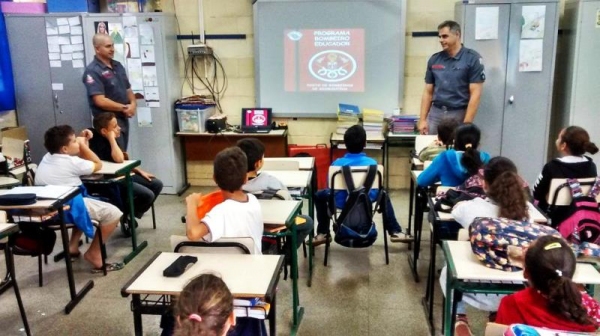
xmin=241 ymin=108 xmax=272 ymax=133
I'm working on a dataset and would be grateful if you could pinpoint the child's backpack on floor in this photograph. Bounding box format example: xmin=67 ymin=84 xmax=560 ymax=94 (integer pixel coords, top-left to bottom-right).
xmin=331 ymin=165 xmax=378 ymax=248
xmin=557 ymin=178 xmax=600 ymax=245
xmin=470 ymin=217 xmax=562 ymax=271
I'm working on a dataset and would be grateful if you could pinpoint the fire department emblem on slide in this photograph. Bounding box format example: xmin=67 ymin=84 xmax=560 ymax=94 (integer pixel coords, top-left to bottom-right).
xmin=252 ymin=113 xmax=266 ymax=125
xmin=308 ymin=50 xmax=357 ymax=82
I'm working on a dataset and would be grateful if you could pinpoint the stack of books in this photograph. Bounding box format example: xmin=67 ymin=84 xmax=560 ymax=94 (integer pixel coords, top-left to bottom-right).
xmin=336 ymin=103 xmax=360 ymax=135
xmin=233 ymin=298 xmax=271 ymax=319
xmin=362 ymin=108 xmax=385 ymax=137
xmin=388 ymin=115 xmax=419 ymax=134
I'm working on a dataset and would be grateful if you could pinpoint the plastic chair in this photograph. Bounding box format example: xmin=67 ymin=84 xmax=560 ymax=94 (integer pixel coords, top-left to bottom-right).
xmin=170 ymin=235 xmax=256 ymax=255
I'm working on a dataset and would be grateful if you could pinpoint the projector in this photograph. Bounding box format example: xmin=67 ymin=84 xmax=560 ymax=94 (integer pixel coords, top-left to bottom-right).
xmin=187 ymin=44 xmax=213 ymax=56
xmin=206 ymin=114 xmax=227 ymax=133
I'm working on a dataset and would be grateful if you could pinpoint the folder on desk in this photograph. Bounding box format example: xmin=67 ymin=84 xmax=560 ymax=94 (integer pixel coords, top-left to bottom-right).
xmin=234 ymin=302 xmax=270 ymax=319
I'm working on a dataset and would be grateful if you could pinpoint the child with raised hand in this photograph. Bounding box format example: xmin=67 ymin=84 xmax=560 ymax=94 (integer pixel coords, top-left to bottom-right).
xmin=174 ymin=274 xmax=235 ymax=336
xmin=417 ymin=123 xmax=490 ymax=187
xmin=533 ymin=126 xmax=599 ymax=226
xmin=496 ymin=235 xmax=600 ymax=331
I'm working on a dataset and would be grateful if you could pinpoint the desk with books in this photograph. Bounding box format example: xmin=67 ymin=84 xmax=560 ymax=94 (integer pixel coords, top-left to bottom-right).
xmin=121 ymin=252 xmax=283 ymax=336
xmin=383 ymin=132 xmax=418 ymax=190
xmin=262 ymin=169 xmax=314 ymax=219
xmin=0 ymin=186 xmax=91 ymax=314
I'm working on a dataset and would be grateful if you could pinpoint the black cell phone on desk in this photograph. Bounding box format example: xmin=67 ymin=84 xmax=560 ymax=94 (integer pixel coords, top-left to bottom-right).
xmin=163 ymin=256 xmax=198 ymax=277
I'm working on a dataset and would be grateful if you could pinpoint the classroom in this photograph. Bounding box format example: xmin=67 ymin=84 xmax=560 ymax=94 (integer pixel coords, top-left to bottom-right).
xmin=0 ymin=0 xmax=600 ymax=335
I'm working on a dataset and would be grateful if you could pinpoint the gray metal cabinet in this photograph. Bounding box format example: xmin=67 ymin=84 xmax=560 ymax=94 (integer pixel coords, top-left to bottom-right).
xmin=455 ymin=0 xmax=559 ymax=184
xmin=553 ymin=0 xmax=600 ymax=162
xmin=5 ymin=14 xmax=92 ymax=163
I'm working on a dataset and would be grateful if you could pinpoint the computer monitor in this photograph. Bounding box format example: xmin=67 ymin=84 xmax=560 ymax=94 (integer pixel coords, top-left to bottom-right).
xmin=241 ymin=108 xmax=272 ymax=133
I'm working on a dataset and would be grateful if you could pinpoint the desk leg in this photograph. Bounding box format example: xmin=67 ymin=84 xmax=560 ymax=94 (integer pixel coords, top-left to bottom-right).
xmin=6 ymin=244 xmax=31 ymax=336
xmin=58 ymin=207 xmax=94 ymax=314
xmin=177 ymin=137 xmax=191 ymax=196
xmin=408 ymin=187 xmax=424 ymax=283
xmin=408 ymin=177 xmax=415 ymax=236
xmin=289 ymin=216 xmax=304 ymax=336
xmin=124 ymin=173 xmax=148 ymax=264
xmin=443 ymin=266 xmax=457 ymax=336
xmin=424 ymin=220 xmax=438 ymax=323
xmin=132 ymin=294 xmax=143 ymax=336
xmin=269 ymin=294 xmax=277 ymax=336
xmin=383 ymin=141 xmax=388 ymax=191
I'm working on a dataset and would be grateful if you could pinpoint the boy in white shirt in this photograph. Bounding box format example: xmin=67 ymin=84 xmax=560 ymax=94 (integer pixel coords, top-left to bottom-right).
xmin=35 ymin=125 xmax=123 ymax=272
xmin=185 ymin=147 xmax=263 ymax=254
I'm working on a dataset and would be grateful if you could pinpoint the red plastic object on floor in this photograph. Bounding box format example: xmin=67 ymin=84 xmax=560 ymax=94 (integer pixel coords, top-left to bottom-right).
xmin=288 ymin=144 xmax=331 ymax=189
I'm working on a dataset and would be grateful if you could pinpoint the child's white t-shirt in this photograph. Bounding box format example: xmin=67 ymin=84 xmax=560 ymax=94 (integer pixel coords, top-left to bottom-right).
xmin=35 ymin=153 xmax=94 ymax=186
xmin=201 ymin=193 xmax=263 ymax=254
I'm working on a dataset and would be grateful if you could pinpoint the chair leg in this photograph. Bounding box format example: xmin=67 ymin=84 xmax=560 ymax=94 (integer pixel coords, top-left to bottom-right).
xmin=302 ymin=240 xmax=307 ymax=258
xmin=151 ymin=204 xmax=156 ymax=230
xmin=324 ymin=232 xmax=330 ymax=266
xmin=383 ymin=229 xmax=389 ymax=265
xmin=44 ymin=254 xmax=48 ymax=265
xmin=96 ymin=224 xmax=107 ymax=276
xmin=37 ymin=255 xmax=43 ymax=287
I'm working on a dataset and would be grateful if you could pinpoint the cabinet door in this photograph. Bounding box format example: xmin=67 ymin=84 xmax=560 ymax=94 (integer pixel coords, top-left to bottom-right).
xmin=5 ymin=16 xmax=55 ymax=163
xmin=502 ymin=2 xmax=558 ymax=185
xmin=460 ymin=3 xmax=511 ymax=157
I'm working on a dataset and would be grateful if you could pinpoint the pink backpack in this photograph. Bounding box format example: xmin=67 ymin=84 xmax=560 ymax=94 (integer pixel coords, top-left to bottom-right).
xmin=557 ymin=178 xmax=600 ymax=245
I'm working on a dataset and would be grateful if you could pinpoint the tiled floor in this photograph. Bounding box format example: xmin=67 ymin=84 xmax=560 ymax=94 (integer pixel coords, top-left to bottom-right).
xmin=0 ymin=188 xmax=493 ymax=335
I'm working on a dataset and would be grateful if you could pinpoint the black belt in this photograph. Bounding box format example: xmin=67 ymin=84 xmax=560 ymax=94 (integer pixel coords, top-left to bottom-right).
xmin=432 ymin=103 xmax=467 ymax=111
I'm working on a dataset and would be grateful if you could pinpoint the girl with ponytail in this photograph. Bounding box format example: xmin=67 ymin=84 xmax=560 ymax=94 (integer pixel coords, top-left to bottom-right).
xmin=533 ymin=126 xmax=598 ymax=226
xmin=452 ymin=156 xmax=529 ymax=228
xmin=417 ymin=123 xmax=490 ymax=187
xmin=496 ymin=235 xmax=600 ymax=331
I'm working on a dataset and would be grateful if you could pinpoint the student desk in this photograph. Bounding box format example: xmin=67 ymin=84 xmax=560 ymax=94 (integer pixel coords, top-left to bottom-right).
xmin=177 ymin=130 xmax=289 ymax=192
xmin=422 ymin=197 xmax=548 ymax=334
xmin=262 ymin=170 xmax=314 ymax=219
xmin=0 ymin=223 xmax=31 ymax=335
xmin=0 ymin=187 xmax=91 ymax=314
xmin=383 ymin=132 xmax=418 ymax=189
xmin=95 ymin=160 xmax=147 ymax=264
xmin=0 ymin=176 xmax=22 ymax=189
xmin=441 ymin=240 xmax=600 ymax=336
xmin=121 ymin=252 xmax=283 ymax=336
xmin=259 ymin=199 xmax=307 ymax=335
xmin=263 ymin=157 xmax=315 ymax=171
xmin=407 ymin=170 xmax=428 ymax=282
xmin=329 ymin=132 xmax=385 ymax=162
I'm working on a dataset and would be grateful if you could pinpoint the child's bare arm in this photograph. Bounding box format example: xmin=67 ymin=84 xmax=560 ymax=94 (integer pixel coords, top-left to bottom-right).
xmin=186 ymin=193 xmax=209 ymax=240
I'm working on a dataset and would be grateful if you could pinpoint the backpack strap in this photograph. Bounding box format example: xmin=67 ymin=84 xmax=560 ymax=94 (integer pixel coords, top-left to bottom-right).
xmin=341 ymin=165 xmax=377 ymax=193
xmin=589 ymin=177 xmax=600 ymax=199
xmin=567 ymin=178 xmax=584 ymax=198
xmin=362 ymin=165 xmax=378 ymax=194
xmin=341 ymin=166 xmax=356 ymax=192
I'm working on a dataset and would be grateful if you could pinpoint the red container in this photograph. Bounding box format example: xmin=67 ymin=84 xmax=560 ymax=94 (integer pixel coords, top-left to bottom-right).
xmin=288 ymin=144 xmax=330 ymax=189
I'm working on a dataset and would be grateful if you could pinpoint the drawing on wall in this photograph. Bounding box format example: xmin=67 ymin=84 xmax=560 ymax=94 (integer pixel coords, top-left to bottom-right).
xmin=521 ymin=5 xmax=546 ymax=39
xmin=519 ymin=39 xmax=543 ymax=72
xmin=475 ymin=6 xmax=499 ymax=40
xmin=139 ymin=24 xmax=155 ymax=45
xmin=142 ymin=66 xmax=158 ymax=87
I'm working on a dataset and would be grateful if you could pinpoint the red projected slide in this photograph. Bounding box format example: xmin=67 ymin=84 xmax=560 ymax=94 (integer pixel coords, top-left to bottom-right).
xmin=284 ymin=29 xmax=364 ymax=92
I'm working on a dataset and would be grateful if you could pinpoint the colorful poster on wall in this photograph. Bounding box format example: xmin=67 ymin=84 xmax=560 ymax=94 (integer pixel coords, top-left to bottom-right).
xmin=284 ymin=28 xmax=364 ymax=92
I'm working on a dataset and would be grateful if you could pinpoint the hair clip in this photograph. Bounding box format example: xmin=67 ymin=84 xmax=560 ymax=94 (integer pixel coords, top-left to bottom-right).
xmin=556 ymin=269 xmax=563 ymax=277
xmin=189 ymin=314 xmax=202 ymax=322
xmin=544 ymin=242 xmax=562 ymax=250
xmin=465 ymin=143 xmax=473 ymax=149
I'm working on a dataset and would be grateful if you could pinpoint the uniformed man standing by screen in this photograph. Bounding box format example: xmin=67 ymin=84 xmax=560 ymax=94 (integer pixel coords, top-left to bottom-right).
xmin=83 ymin=34 xmax=136 ymax=150
xmin=418 ymin=20 xmax=485 ymax=135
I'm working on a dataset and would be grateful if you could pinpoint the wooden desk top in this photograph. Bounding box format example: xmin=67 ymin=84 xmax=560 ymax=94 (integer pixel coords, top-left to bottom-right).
xmin=259 ymin=199 xmax=302 ymax=226
xmin=123 ymin=252 xmax=283 ymax=297
xmin=177 ymin=129 xmax=287 ymax=137
xmin=0 ymin=186 xmax=79 ymax=210
xmin=264 ymin=157 xmax=314 ymax=170
xmin=96 ymin=160 xmax=140 ymax=175
xmin=0 ymin=223 xmax=18 ymax=240
xmin=261 ymin=170 xmax=312 ymax=189
xmin=444 ymin=241 xmax=600 ymax=284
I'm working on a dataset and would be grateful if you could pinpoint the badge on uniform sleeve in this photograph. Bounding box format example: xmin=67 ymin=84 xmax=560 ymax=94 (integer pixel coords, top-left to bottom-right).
xmin=481 ymin=71 xmax=486 ymax=80
xmin=86 ymin=74 xmax=95 ymax=84
xmin=479 ymin=58 xmax=484 ymax=65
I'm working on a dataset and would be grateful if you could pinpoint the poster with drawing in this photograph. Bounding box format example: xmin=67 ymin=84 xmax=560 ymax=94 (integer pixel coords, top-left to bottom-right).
xmin=127 ymin=58 xmax=143 ymax=91
xmin=141 ymin=45 xmax=156 ymax=65
xmin=521 ymin=5 xmax=546 ymax=39
xmin=139 ymin=24 xmax=155 ymax=45
xmin=519 ymin=39 xmax=543 ymax=72
xmin=142 ymin=66 xmax=158 ymax=86
xmin=108 ymin=23 xmax=125 ymax=64
xmin=475 ymin=7 xmax=499 ymax=40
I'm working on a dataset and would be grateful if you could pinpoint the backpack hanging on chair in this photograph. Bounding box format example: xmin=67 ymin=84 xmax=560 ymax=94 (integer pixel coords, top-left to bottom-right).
xmin=556 ymin=178 xmax=600 ymax=245
xmin=332 ymin=165 xmax=378 ymax=248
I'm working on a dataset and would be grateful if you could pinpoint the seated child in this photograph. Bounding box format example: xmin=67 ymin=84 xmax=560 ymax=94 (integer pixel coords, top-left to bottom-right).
xmin=35 ymin=125 xmax=123 ymax=272
xmin=236 ymin=138 xmax=314 ymax=255
xmin=88 ymin=112 xmax=163 ymax=219
xmin=418 ymin=117 xmax=459 ymax=162
xmin=496 ymin=235 xmax=600 ymax=332
xmin=417 ymin=123 xmax=490 ymax=187
xmin=174 ymin=273 xmax=235 ymax=336
xmin=533 ymin=126 xmax=598 ymax=226
xmin=313 ymin=125 xmax=411 ymax=246
xmin=185 ymin=147 xmax=263 ymax=254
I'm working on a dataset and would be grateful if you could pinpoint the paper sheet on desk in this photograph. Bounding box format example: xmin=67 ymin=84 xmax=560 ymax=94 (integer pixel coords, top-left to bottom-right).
xmin=4 ymin=185 xmax=73 ymax=199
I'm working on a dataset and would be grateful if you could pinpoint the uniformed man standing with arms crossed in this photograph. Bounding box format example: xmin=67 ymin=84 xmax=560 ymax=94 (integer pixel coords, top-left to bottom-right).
xmin=418 ymin=20 xmax=485 ymax=135
xmin=83 ymin=33 xmax=136 ymax=150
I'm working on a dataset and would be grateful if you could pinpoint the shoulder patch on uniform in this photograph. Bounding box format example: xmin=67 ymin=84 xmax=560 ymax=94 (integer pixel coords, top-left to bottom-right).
xmin=479 ymin=58 xmax=483 ymax=65
xmin=481 ymin=71 xmax=486 ymax=80
xmin=86 ymin=74 xmax=94 ymax=84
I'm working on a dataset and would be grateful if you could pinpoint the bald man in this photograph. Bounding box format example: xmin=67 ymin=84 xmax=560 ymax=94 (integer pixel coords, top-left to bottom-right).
xmin=83 ymin=34 xmax=136 ymax=150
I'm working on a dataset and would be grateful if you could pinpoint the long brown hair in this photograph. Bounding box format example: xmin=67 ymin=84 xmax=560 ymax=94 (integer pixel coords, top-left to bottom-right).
xmin=484 ymin=156 xmax=529 ymax=220
xmin=526 ymin=236 xmax=594 ymax=326
xmin=174 ymin=274 xmax=234 ymax=336
xmin=560 ymin=126 xmax=599 ymax=156
xmin=455 ymin=123 xmax=484 ymax=176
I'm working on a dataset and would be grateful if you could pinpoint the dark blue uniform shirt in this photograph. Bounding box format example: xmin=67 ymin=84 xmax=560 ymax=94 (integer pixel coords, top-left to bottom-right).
xmin=424 ymin=46 xmax=485 ymax=109
xmin=82 ymin=56 xmax=131 ymax=117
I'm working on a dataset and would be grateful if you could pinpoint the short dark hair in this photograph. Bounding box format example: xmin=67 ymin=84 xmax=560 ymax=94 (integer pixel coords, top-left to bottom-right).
xmin=44 ymin=125 xmax=75 ymax=154
xmin=438 ymin=20 xmax=461 ymax=35
xmin=344 ymin=125 xmax=366 ymax=154
xmin=236 ymin=138 xmax=265 ymax=172
xmin=213 ymin=147 xmax=247 ymax=192
xmin=93 ymin=112 xmax=116 ymax=132
xmin=437 ymin=118 xmax=460 ymax=145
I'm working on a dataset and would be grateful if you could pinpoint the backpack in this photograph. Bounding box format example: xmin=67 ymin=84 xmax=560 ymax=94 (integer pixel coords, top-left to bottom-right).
xmin=434 ymin=173 xmax=486 ymax=212
xmin=332 ymin=165 xmax=378 ymax=248
xmin=249 ymin=188 xmax=287 ymax=201
xmin=556 ymin=178 xmax=600 ymax=245
xmin=470 ymin=217 xmax=561 ymax=271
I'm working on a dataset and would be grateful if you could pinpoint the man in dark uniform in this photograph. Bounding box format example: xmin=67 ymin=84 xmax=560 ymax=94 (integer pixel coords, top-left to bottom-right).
xmin=83 ymin=34 xmax=136 ymax=150
xmin=419 ymin=20 xmax=485 ymax=135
